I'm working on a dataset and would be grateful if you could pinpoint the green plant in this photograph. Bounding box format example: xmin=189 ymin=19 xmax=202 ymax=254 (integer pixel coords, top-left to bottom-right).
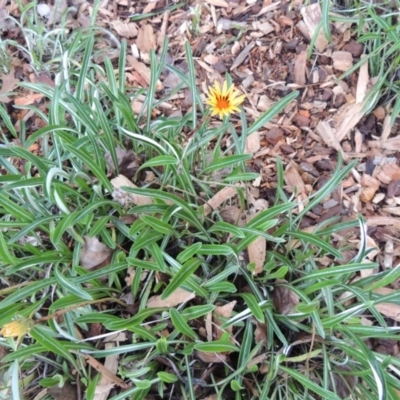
xmin=326 ymin=0 xmax=400 ymax=125
xmin=1 ymin=2 xmax=400 ymax=400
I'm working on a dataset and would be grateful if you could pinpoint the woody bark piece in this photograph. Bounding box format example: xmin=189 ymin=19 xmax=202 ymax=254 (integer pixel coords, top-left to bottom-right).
xmin=300 ymin=3 xmax=328 ymax=52
xmin=331 ymin=51 xmax=353 ymax=72
xmin=230 ymin=42 xmax=255 ymax=71
xmin=203 ymin=184 xmax=244 ymax=216
xmin=316 ymin=121 xmax=347 ymax=159
xmin=356 ymin=55 xmax=369 ymax=103
xmin=111 ymin=175 xmax=153 ymax=207
xmin=294 ymin=51 xmax=307 ymax=86
xmin=127 ymin=55 xmax=163 ymax=90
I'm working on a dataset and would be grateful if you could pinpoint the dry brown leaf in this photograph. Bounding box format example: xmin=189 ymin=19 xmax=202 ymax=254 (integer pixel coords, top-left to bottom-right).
xmin=272 ymin=281 xmax=300 ymax=315
xmin=247 ymin=353 xmax=267 ymax=369
xmin=110 ymin=21 xmax=138 ymax=38
xmin=374 ymin=302 xmax=400 ymax=322
xmin=254 ymin=321 xmax=267 ymax=347
xmin=147 ymin=288 xmax=195 ymax=308
xmin=294 ymin=51 xmax=307 ymax=86
xmin=48 ymin=383 xmax=77 ymax=400
xmin=104 ymin=147 xmax=141 ymax=180
xmin=246 ymin=211 xmax=266 ymax=276
xmin=300 ymin=3 xmax=328 ymax=52
xmin=284 ymin=161 xmax=306 ymax=197
xmin=0 ymin=66 xmax=18 ymax=103
xmin=94 ymin=343 xmax=124 ymax=400
xmin=360 ymin=174 xmax=380 ymax=202
xmin=80 ymin=236 xmax=113 ymax=270
xmin=214 ymin=301 xmax=236 ymax=340
xmin=219 ymin=206 xmax=242 ymax=225
xmin=245 ymin=131 xmax=261 ymax=154
xmin=195 ymin=350 xmax=227 ymax=363
xmin=14 ymin=93 xmax=44 ymax=106
xmin=82 ymin=351 xmax=128 ymax=390
xmin=136 ymin=23 xmax=157 ymax=54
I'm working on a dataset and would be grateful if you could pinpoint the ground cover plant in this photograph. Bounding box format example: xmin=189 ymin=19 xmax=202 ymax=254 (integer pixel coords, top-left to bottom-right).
xmin=1 ymin=1 xmax=400 ymax=400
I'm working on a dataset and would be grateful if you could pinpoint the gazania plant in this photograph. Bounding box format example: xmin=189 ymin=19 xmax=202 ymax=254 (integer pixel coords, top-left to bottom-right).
xmin=1 ymin=3 xmax=399 ymax=400
xmin=206 ymin=80 xmax=246 ymax=119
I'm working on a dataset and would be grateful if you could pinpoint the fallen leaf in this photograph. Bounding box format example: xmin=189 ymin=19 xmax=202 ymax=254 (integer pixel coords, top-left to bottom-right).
xmin=195 ymin=350 xmax=227 ymax=363
xmin=82 ymin=350 xmax=128 ymax=390
xmin=272 ymin=281 xmax=300 ymax=315
xmin=80 ymin=236 xmax=113 ymax=270
xmin=0 ymin=66 xmax=18 ymax=103
xmin=284 ymin=161 xmax=306 ymax=197
xmin=245 ymin=131 xmax=261 ymax=154
xmin=93 ymin=342 xmax=127 ymax=400
xmin=14 ymin=93 xmax=44 ymax=106
xmin=48 ymin=383 xmax=77 ymax=400
xmin=104 ymin=147 xmax=141 ymax=180
xmin=254 ymin=321 xmax=267 ymax=347
xmin=147 ymin=287 xmax=195 ymax=308
xmin=247 ymin=212 xmax=266 ymax=276
xmin=214 ymin=301 xmax=236 ymax=340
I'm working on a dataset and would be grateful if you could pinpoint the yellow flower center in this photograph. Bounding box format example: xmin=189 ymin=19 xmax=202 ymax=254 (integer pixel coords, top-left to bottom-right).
xmin=216 ymin=96 xmax=230 ymax=110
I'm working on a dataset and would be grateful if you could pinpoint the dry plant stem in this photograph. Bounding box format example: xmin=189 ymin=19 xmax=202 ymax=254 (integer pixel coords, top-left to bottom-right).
xmin=35 ymin=297 xmax=126 ymax=323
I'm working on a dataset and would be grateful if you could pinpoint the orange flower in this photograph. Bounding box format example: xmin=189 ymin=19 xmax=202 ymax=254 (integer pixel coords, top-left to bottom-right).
xmin=206 ymin=80 xmax=246 ymax=119
xmin=1 ymin=318 xmax=34 ymax=338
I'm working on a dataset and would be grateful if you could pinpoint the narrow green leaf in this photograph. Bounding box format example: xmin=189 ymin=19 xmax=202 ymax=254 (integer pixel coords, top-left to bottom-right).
xmin=181 ymin=305 xmax=215 ymax=320
xmin=161 ymin=258 xmax=201 ymax=300
xmin=141 ymin=215 xmax=175 ymax=235
xmin=170 ymin=308 xmax=198 ymax=339
xmin=177 ymin=243 xmax=202 ymax=264
xmin=208 ymin=221 xmax=245 ymax=238
xmin=202 ymin=155 xmax=252 ymax=174
xmin=287 ymin=231 xmax=343 ymax=259
xmin=157 ymin=372 xmax=178 ymax=383
xmin=194 ymin=340 xmax=239 ymax=353
xmin=240 ymin=293 xmax=264 ymax=323
xmin=54 ymin=266 xmax=93 ymax=300
xmin=30 ymin=326 xmax=77 ymax=368
xmin=139 ymin=156 xmax=178 ymax=169
xmin=279 ymin=366 xmax=340 ymax=399
xmin=248 ymin=91 xmax=299 ymax=135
